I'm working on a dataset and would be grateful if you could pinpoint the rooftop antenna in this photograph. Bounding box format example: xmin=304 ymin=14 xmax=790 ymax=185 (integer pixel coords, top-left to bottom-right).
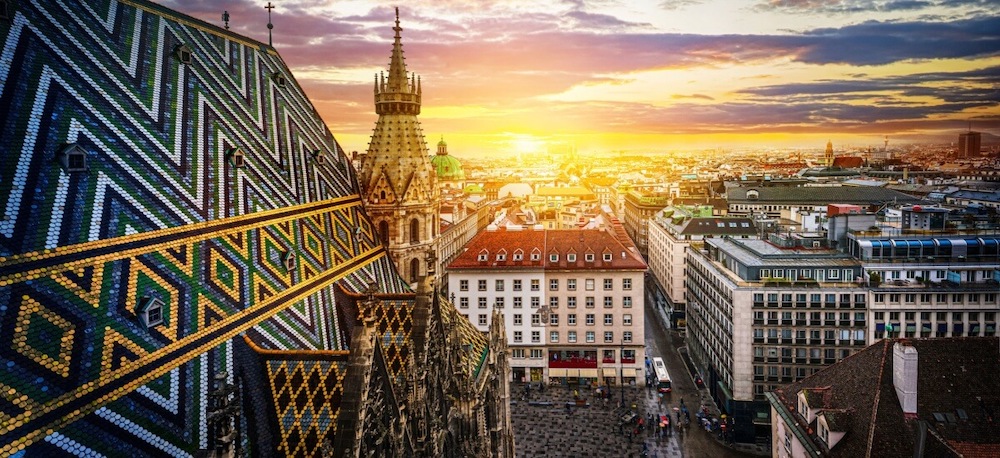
xmin=265 ymin=2 xmax=275 ymax=47
xmin=222 ymin=10 xmax=230 ymax=30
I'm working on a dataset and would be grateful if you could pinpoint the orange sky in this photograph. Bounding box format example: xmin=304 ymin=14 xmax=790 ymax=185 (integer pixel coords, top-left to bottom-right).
xmin=167 ymin=0 xmax=1000 ymax=156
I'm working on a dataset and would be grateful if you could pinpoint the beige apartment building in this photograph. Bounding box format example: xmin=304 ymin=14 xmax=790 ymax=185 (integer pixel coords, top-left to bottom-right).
xmin=446 ymin=225 xmax=647 ymax=387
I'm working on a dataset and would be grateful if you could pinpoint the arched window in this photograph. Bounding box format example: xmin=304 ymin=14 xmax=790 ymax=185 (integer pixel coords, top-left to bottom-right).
xmin=410 ymin=218 xmax=420 ymax=243
xmin=379 ymin=221 xmax=389 ymax=246
xmin=380 ymin=190 xmax=386 ymax=200
xmin=409 ymin=258 xmax=420 ymax=282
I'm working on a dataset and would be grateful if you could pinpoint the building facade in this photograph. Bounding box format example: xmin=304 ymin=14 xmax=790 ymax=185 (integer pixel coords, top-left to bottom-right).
xmin=446 ymin=227 xmax=648 ymax=387
xmin=622 ymin=189 xmax=671 ymax=258
xmin=646 ymin=207 xmax=758 ymax=327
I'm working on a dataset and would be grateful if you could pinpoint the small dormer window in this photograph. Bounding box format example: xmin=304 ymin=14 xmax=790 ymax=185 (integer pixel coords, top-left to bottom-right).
xmin=567 ymin=254 xmax=576 ymax=262
xmin=530 ymin=252 xmax=540 ymax=261
xmin=477 ymin=251 xmax=488 ymax=262
xmin=585 ymin=253 xmax=595 ymax=262
xmin=603 ymin=253 xmax=612 ymax=261
xmin=57 ymin=143 xmax=88 ymax=172
xmin=550 ymin=254 xmax=558 ymax=262
xmin=226 ymin=147 xmax=246 ymax=168
xmin=282 ymin=251 xmax=296 ymax=271
xmin=496 ymin=250 xmax=506 ymax=261
xmin=513 ymin=250 xmax=524 ymax=261
xmin=138 ymin=297 xmax=165 ymax=328
xmin=746 ymin=189 xmax=760 ymax=200
xmin=272 ymin=72 xmax=287 ymax=88
xmin=312 ymin=149 xmax=325 ymax=164
xmin=174 ymin=44 xmax=193 ymax=65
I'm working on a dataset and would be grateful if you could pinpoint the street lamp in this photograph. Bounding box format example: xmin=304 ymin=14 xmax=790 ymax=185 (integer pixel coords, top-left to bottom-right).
xmin=620 ymin=337 xmax=625 ymax=406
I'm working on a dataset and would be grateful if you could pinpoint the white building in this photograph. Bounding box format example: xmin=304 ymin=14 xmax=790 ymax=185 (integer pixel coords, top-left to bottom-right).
xmin=446 ymin=225 xmax=647 ymax=387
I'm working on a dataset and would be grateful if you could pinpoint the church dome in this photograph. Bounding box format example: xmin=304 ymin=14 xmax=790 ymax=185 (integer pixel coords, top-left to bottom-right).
xmin=431 ymin=152 xmax=465 ymax=181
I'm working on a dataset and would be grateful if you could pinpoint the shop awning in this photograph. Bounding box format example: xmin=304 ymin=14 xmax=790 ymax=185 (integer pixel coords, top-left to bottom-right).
xmin=602 ymin=368 xmax=617 ymax=377
xmin=580 ymin=369 xmax=599 ymax=378
xmin=565 ymin=369 xmax=580 ymax=377
xmin=548 ymin=368 xmax=567 ymax=377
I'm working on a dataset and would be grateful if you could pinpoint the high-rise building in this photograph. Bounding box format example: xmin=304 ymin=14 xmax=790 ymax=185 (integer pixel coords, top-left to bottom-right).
xmin=958 ymin=131 xmax=981 ymax=157
xmin=360 ymin=10 xmax=440 ymax=284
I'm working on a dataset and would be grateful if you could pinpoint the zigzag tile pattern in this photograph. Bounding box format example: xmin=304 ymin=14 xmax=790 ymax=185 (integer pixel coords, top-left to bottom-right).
xmin=0 ymin=0 xmax=410 ymax=455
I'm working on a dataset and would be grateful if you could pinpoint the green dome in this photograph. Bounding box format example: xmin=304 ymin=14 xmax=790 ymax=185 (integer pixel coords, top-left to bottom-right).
xmin=431 ymin=153 xmax=465 ymax=181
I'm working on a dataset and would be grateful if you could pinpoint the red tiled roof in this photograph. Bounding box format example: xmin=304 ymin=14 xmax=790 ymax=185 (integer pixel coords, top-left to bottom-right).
xmin=447 ymin=227 xmax=647 ymax=270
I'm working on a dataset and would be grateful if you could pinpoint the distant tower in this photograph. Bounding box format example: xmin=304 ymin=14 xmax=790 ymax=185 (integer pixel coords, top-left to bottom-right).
xmin=958 ymin=125 xmax=981 ymax=158
xmin=825 ymin=140 xmax=834 ymax=167
xmin=359 ymin=8 xmax=439 ymax=284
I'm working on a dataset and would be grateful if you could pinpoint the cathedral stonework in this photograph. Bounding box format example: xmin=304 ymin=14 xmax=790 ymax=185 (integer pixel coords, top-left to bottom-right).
xmin=359 ymin=9 xmax=440 ymax=285
xmin=0 ymin=1 xmax=510 ymax=456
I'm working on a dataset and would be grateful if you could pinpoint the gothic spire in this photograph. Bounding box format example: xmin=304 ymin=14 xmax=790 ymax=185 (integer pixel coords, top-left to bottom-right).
xmin=374 ymin=8 xmax=420 ymax=115
xmin=388 ymin=7 xmax=407 ymax=92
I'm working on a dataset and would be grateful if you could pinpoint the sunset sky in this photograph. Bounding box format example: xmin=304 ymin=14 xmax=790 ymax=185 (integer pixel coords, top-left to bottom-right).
xmin=164 ymin=0 xmax=1000 ymax=156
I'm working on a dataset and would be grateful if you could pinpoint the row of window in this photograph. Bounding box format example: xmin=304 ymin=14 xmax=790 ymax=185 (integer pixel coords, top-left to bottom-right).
xmin=873 ymin=292 xmax=997 ymax=304
xmin=874 ymin=310 xmax=996 ymax=322
xmin=754 ymin=346 xmax=854 ymax=360
xmin=753 ymin=311 xmax=866 ymax=324
xmin=457 ymin=295 xmax=633 ymax=309
xmin=759 ymin=268 xmax=854 ymax=281
xmin=509 ymin=348 xmax=637 ymax=359
xmin=752 ymin=328 xmax=866 ymax=342
xmin=752 ymin=293 xmax=866 ymax=305
xmin=511 ymin=330 xmax=634 ymax=343
xmin=469 ymin=313 xmax=636 ymax=327
xmin=460 ymin=278 xmax=633 ymax=292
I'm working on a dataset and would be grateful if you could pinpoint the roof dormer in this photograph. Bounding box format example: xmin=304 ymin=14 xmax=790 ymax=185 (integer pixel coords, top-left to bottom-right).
xmin=513 ymin=249 xmax=524 ymax=261
xmin=496 ymin=248 xmax=507 ymax=261
xmin=817 ymin=410 xmax=848 ymax=450
xmin=477 ymin=249 xmax=488 ymax=262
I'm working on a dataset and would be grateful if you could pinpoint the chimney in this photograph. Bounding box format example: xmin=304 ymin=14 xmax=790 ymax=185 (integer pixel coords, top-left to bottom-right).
xmin=893 ymin=342 xmax=918 ymax=417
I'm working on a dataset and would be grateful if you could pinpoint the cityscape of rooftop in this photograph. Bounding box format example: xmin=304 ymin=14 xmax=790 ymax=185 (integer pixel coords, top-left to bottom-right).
xmin=1 ymin=1 xmax=999 ymax=457
xmin=164 ymin=0 xmax=1000 ymax=156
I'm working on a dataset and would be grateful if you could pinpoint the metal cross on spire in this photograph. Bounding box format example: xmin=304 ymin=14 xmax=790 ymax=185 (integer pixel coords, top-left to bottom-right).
xmin=265 ymin=2 xmax=275 ymax=46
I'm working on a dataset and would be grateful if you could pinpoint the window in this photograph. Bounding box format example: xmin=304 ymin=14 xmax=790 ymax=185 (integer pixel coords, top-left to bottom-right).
xmin=603 ymin=279 xmax=613 ymax=290
xmin=550 ymin=331 xmax=559 ymax=343
xmin=513 ymin=297 xmax=523 ymax=308
xmin=623 ymin=331 xmax=633 ymax=343
xmin=568 ymin=331 xmax=577 ymax=343
xmin=585 ymin=297 xmax=595 ymax=308
xmin=550 ymin=279 xmax=559 ymax=291
xmin=567 ymin=279 xmax=577 ymax=291
xmin=513 ymin=279 xmax=522 ymax=291
xmin=478 ymin=297 xmax=487 ymax=308
xmin=585 ymin=253 xmax=595 ymax=262
xmin=531 ymin=297 xmax=540 ymax=308
xmin=513 ymin=250 xmax=523 ymax=261
xmin=514 ymin=314 xmax=523 ymax=325
xmin=530 ymin=349 xmax=543 ymax=359
xmin=478 ymin=252 xmax=488 ymax=262
xmin=512 ymin=349 xmax=525 ymax=358
xmin=495 ymin=297 xmax=505 ymax=308
xmin=478 ymin=280 xmax=487 ymax=291
xmin=496 ymin=251 xmax=506 ymax=261
xmin=139 ymin=297 xmax=165 ymax=328
xmin=604 ymin=296 xmax=613 ymax=308
xmin=460 ymin=280 xmax=469 ymax=291
xmin=603 ymin=253 xmax=612 ymax=261
xmin=550 ymin=254 xmax=559 ymax=262
xmin=623 ymin=296 xmax=632 ymax=308
xmin=311 ymin=148 xmax=324 ymax=164
xmin=568 ymin=253 xmax=577 ymax=262
xmin=174 ymin=44 xmax=193 ymax=64
xmin=549 ymin=297 xmax=559 ymax=308
xmin=568 ymin=314 xmax=577 ymax=325
xmin=604 ymin=314 xmax=613 ymax=325
xmin=623 ymin=278 xmax=632 ymax=290
xmin=459 ymin=297 xmax=469 ymax=308
xmin=585 ymin=279 xmax=595 ymax=291
xmin=623 ymin=314 xmax=632 ymax=326
xmin=409 ymin=218 xmax=420 ymax=244
xmin=586 ymin=331 xmax=595 ymax=343
xmin=531 ymin=314 xmax=540 ymax=325
xmin=567 ymin=297 xmax=577 ymax=308
xmin=550 ymin=314 xmax=559 ymax=325
xmin=282 ymin=251 xmax=296 ymax=271
xmin=531 ymin=280 xmax=540 ymax=291
xmin=531 ymin=251 xmax=541 ymax=261
xmin=605 ymin=331 xmax=614 ymax=343
xmin=496 ymin=279 xmax=505 ymax=291
xmin=828 ymin=269 xmax=840 ymax=280
xmin=531 ymin=331 xmax=540 ymax=343
xmin=586 ymin=314 xmax=595 ymax=325
xmin=478 ymin=315 xmax=487 ymax=326
xmin=222 ymin=147 xmax=245 ymax=170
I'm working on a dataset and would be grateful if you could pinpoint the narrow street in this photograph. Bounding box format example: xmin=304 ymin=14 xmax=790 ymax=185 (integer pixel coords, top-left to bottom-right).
xmin=643 ymin=277 xmax=755 ymax=458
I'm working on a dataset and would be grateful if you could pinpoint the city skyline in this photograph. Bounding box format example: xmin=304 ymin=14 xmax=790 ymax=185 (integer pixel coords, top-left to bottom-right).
xmin=165 ymin=0 xmax=1000 ymax=156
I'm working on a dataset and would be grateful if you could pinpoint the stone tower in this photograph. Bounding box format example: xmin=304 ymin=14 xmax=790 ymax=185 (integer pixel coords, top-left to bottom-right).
xmin=360 ymin=8 xmax=439 ymax=284
xmin=825 ymin=140 xmax=834 ymax=167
